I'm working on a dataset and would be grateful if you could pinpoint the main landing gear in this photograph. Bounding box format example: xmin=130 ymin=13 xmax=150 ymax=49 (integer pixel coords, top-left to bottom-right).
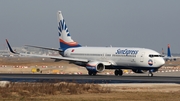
xmin=88 ymin=71 xmax=97 ymax=76
xmin=114 ymin=69 xmax=123 ymax=76
xmin=148 ymin=70 xmax=153 ymax=77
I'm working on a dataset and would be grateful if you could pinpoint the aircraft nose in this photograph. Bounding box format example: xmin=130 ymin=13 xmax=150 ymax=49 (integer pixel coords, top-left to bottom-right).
xmin=159 ymin=58 xmax=165 ymax=67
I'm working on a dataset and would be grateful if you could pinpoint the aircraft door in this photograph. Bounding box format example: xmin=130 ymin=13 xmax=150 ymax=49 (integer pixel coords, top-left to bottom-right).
xmin=140 ymin=52 xmax=144 ymax=62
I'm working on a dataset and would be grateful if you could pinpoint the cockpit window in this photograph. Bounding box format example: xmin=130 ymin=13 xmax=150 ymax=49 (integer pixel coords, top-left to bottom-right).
xmin=149 ymin=54 xmax=163 ymax=58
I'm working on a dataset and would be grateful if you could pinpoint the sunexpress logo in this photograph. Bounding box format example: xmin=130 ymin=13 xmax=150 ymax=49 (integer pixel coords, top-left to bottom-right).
xmin=116 ymin=49 xmax=139 ymax=56
xmin=58 ymin=19 xmax=70 ymax=36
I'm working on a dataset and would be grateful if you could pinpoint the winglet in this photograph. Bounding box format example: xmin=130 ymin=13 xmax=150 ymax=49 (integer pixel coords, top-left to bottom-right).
xmin=5 ymin=39 xmax=17 ymax=54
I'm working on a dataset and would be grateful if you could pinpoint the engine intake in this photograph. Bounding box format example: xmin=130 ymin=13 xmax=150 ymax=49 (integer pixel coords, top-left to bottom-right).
xmin=86 ymin=61 xmax=105 ymax=72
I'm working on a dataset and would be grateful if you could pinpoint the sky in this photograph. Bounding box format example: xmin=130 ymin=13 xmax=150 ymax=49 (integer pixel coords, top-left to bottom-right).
xmin=0 ymin=0 xmax=180 ymax=53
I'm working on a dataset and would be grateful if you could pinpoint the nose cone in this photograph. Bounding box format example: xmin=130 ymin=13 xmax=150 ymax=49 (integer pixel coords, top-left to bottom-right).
xmin=158 ymin=58 xmax=165 ymax=67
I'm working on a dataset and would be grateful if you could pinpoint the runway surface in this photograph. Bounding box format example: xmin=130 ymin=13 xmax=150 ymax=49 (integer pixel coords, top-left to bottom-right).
xmin=0 ymin=72 xmax=180 ymax=84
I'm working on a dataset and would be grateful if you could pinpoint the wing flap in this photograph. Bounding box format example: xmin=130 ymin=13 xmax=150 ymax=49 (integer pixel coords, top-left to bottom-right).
xmin=25 ymin=45 xmax=63 ymax=52
xmin=19 ymin=53 xmax=89 ymax=62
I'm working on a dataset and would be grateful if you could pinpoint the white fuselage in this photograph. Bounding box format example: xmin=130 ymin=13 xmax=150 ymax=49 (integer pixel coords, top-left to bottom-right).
xmin=64 ymin=47 xmax=165 ymax=69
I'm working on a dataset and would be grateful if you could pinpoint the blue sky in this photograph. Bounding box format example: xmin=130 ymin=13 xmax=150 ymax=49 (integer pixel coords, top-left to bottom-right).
xmin=0 ymin=0 xmax=180 ymax=53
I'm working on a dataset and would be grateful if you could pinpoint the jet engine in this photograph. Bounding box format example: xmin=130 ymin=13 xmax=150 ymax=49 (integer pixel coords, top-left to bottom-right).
xmin=86 ymin=61 xmax=105 ymax=72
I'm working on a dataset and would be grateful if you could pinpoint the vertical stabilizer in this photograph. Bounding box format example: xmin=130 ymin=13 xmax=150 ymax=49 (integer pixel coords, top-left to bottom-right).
xmin=57 ymin=11 xmax=81 ymax=50
xmin=167 ymin=44 xmax=171 ymax=57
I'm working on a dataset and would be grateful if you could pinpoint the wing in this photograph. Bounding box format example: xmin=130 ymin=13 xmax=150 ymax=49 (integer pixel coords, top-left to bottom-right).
xmin=19 ymin=53 xmax=89 ymax=62
xmin=6 ymin=39 xmax=114 ymax=66
xmin=25 ymin=45 xmax=63 ymax=52
xmin=6 ymin=39 xmax=88 ymax=62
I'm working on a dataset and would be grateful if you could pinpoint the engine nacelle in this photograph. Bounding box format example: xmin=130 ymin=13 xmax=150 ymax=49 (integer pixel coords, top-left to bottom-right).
xmin=86 ymin=61 xmax=105 ymax=72
xmin=132 ymin=69 xmax=147 ymax=73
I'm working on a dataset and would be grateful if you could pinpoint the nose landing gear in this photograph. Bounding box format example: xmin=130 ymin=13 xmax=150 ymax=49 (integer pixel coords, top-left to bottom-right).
xmin=148 ymin=70 xmax=153 ymax=77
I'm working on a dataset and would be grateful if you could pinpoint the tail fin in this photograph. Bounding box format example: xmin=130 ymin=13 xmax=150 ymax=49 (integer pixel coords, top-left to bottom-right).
xmin=57 ymin=11 xmax=81 ymax=50
xmin=167 ymin=44 xmax=171 ymax=57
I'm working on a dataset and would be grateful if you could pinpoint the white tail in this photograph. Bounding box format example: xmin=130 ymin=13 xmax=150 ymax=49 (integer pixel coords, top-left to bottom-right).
xmin=57 ymin=11 xmax=81 ymax=49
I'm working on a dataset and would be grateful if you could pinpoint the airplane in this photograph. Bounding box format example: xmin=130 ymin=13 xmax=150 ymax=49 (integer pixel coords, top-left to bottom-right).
xmin=6 ymin=11 xmax=165 ymax=77
xmin=163 ymin=44 xmax=180 ymax=61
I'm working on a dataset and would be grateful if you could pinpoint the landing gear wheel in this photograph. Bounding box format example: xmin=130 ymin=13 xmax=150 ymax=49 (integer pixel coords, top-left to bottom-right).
xmin=114 ymin=69 xmax=123 ymax=76
xmin=92 ymin=72 xmax=97 ymax=76
xmin=88 ymin=71 xmax=97 ymax=76
xmin=114 ymin=70 xmax=119 ymax=76
xmin=148 ymin=71 xmax=153 ymax=77
xmin=148 ymin=73 xmax=153 ymax=77
xmin=118 ymin=70 xmax=123 ymax=76
xmin=88 ymin=71 xmax=92 ymax=75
